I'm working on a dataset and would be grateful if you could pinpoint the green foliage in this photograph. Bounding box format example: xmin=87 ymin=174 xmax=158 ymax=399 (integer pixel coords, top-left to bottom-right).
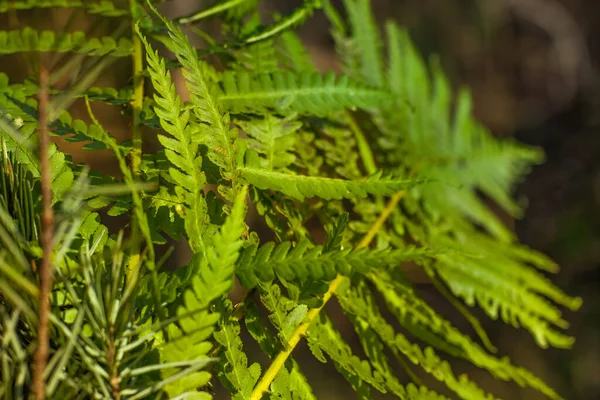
xmin=220 ymin=70 xmax=390 ymax=116
xmin=0 ymin=28 xmax=133 ymax=56
xmin=0 ymin=0 xmax=582 ymax=399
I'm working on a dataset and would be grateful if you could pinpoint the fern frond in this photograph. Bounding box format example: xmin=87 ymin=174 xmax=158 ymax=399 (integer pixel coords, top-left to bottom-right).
xmin=379 ymin=22 xmax=540 ymax=240
xmin=278 ymin=30 xmax=316 ymax=73
xmin=371 ymin=272 xmax=564 ymax=399
xmin=0 ymin=123 xmax=73 ymax=203
xmin=341 ymin=0 xmax=384 ymax=87
xmin=0 ymin=1 xmax=128 ymax=17
xmin=159 ymin=187 xmax=248 ymax=397
xmin=436 ymin=250 xmax=579 ymax=349
xmin=85 ymin=86 xmax=133 ymax=105
xmin=339 ymin=279 xmax=496 ymax=400
xmin=330 ymin=0 xmax=580 ymax=351
xmin=0 ymin=1 xmax=582 ymax=398
xmin=237 ymin=114 xmax=300 ymax=171
xmin=176 ymin=0 xmax=257 ymax=25
xmin=340 ymin=290 xmax=450 ymax=400
xmin=307 ymin=314 xmax=387 ymax=395
xmin=214 ymin=310 xmax=261 ymax=399
xmin=137 ymin=24 xmax=211 ymax=252
xmin=244 ymin=301 xmax=317 ymax=399
xmin=242 ymin=0 xmax=322 ymax=44
xmin=220 ymin=70 xmax=391 ymax=116
xmin=239 ymin=166 xmax=422 ymax=201
xmin=153 ymin=4 xmax=239 ymax=200
xmin=231 ymin=39 xmax=278 ymax=73
xmin=0 ymin=74 xmax=38 ymax=98
xmin=236 ymin=239 xmax=436 ymax=288
xmin=51 ymin=109 xmax=119 ymax=150
xmin=259 ymin=282 xmax=308 ymax=346
xmin=318 ymin=122 xmax=363 ymax=179
xmin=0 ymin=28 xmax=133 ymax=56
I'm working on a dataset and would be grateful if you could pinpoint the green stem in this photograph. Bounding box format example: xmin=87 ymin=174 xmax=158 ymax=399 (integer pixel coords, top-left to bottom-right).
xmin=128 ymin=0 xmax=144 ymax=282
xmin=345 ymin=111 xmax=377 ymax=175
xmin=127 ymin=1 xmax=164 ymax=324
xmin=130 ymin=8 xmax=144 ymax=177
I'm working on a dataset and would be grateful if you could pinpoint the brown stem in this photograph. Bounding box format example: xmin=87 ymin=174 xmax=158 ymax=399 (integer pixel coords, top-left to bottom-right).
xmin=32 ymin=67 xmax=53 ymax=400
xmin=108 ymin=326 xmax=120 ymax=400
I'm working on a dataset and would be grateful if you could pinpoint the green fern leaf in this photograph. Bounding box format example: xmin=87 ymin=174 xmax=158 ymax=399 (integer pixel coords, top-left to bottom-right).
xmin=307 ymin=314 xmax=387 ymax=395
xmin=214 ymin=313 xmax=262 ymax=399
xmin=371 ymin=272 xmax=564 ymax=399
xmin=0 ymin=28 xmax=133 ymax=56
xmin=0 ymin=112 xmax=73 ymax=203
xmin=52 ymin=109 xmax=121 ymax=151
xmin=341 ymin=0 xmax=384 ymax=87
xmin=0 ymin=1 xmax=128 ymax=17
xmin=239 ymin=166 xmax=422 ymax=201
xmin=244 ymin=301 xmax=317 ymax=399
xmin=236 ymin=239 xmax=436 ymax=288
xmin=242 ymin=0 xmax=322 ymax=44
xmin=160 ymin=187 xmax=248 ymax=397
xmin=153 ymin=5 xmax=239 ymax=199
xmin=339 ymin=279 xmax=496 ymax=400
xmin=237 ymin=113 xmax=300 ymax=171
xmin=137 ymin=24 xmax=212 ymax=252
xmin=259 ymin=282 xmax=308 ymax=346
xmin=232 ymin=39 xmax=279 ymax=73
xmin=220 ymin=70 xmax=391 ymax=116
xmin=342 ymin=299 xmax=449 ymax=400
xmin=278 ymin=30 xmax=316 ymax=73
xmin=85 ymin=86 xmax=133 ymax=105
xmin=330 ymin=0 xmax=580 ymax=351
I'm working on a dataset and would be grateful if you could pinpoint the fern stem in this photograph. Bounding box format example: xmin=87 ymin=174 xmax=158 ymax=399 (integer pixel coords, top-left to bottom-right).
xmin=345 ymin=111 xmax=377 ymax=175
xmin=130 ymin=2 xmax=144 ymax=177
xmin=128 ymin=0 xmax=145 ymax=281
xmin=128 ymin=0 xmax=165 ymax=327
xmin=249 ymin=191 xmax=406 ymax=399
xmin=357 ymin=191 xmax=405 ymax=247
xmin=32 ymin=66 xmax=52 ymax=400
xmin=176 ymin=0 xmax=248 ymax=25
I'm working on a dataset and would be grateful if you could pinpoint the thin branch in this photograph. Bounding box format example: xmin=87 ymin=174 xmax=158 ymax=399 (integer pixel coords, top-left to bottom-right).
xmin=128 ymin=0 xmax=166 ymax=330
xmin=130 ymin=8 xmax=144 ymax=178
xmin=128 ymin=0 xmax=145 ymax=279
xmin=249 ymin=191 xmax=406 ymax=400
xmin=32 ymin=66 xmax=53 ymax=400
xmin=345 ymin=111 xmax=377 ymax=175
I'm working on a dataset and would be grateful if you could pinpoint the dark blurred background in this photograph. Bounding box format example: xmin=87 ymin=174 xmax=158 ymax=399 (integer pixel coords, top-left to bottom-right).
xmin=2 ymin=0 xmax=599 ymax=398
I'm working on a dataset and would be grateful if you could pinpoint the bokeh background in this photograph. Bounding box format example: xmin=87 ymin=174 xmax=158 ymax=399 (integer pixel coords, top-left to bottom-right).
xmin=2 ymin=0 xmax=599 ymax=398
